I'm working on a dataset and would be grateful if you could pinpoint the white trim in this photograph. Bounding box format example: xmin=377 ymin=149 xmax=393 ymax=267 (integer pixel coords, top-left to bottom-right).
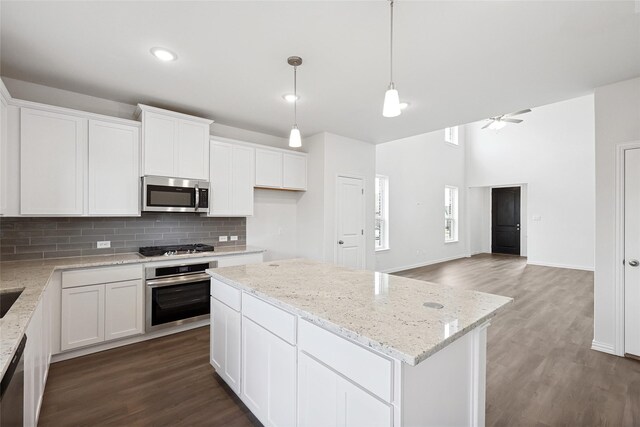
xmin=136 ymin=103 xmax=213 ymax=124
xmin=526 ymin=260 xmax=594 ymax=271
xmin=8 ymin=98 xmax=141 ymax=127
xmin=591 ymin=339 xmax=617 ymax=355
xmin=381 ymin=254 xmax=468 ymax=274
xmin=0 ymin=78 xmax=11 ymax=103
xmin=614 ymin=141 xmax=640 ymax=356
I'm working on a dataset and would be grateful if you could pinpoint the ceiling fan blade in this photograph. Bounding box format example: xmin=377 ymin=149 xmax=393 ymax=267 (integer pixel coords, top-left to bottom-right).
xmin=505 ymin=109 xmax=531 ymax=117
xmin=481 ymin=122 xmax=492 ymax=129
xmin=502 ymin=118 xmax=523 ymax=124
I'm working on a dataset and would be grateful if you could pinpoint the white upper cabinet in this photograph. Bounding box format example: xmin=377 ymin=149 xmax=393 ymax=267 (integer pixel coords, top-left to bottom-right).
xmin=88 ymin=120 xmax=140 ymax=216
xmin=283 ymin=152 xmax=307 ymax=190
xmin=20 ymin=108 xmax=87 ymax=215
xmin=209 ymin=139 xmax=254 ymax=217
xmin=255 ymin=147 xmax=307 ymax=191
xmin=255 ymin=149 xmax=283 ymax=188
xmin=138 ymin=105 xmax=212 ymax=180
xmin=0 ymin=85 xmax=9 ymax=215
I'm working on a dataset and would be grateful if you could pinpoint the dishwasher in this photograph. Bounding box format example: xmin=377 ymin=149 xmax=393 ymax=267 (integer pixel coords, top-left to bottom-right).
xmin=0 ymin=335 xmax=26 ymax=426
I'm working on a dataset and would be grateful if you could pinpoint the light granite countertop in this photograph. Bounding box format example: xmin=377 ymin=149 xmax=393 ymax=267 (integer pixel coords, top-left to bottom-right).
xmin=208 ymin=259 xmax=513 ymax=366
xmin=0 ymin=246 xmax=265 ymax=378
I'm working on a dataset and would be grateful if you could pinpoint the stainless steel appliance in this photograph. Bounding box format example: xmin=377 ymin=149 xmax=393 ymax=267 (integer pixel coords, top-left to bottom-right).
xmin=145 ymin=259 xmax=217 ymax=332
xmin=142 ymin=176 xmax=209 ymax=213
xmin=0 ymin=335 xmax=26 ymax=427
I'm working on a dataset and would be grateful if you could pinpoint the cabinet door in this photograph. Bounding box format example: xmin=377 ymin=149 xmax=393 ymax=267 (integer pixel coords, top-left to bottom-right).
xmin=242 ymin=317 xmax=296 ymax=427
xmin=231 ymin=145 xmax=255 ymax=216
xmin=61 ymin=284 xmax=105 ymax=350
xmin=255 ymin=149 xmax=283 ymax=188
xmin=20 ymin=108 xmax=87 ymax=215
xmin=283 ymin=153 xmax=307 ymax=190
xmin=88 ymin=120 xmax=140 ymax=215
xmin=143 ymin=111 xmax=177 ymax=176
xmin=211 ymin=297 xmax=241 ymax=394
xmin=105 ymin=280 xmax=144 ymax=341
xmin=298 ymin=352 xmax=392 ymax=427
xmin=176 ymin=119 xmax=209 ymax=180
xmin=209 ymin=141 xmax=232 ymax=216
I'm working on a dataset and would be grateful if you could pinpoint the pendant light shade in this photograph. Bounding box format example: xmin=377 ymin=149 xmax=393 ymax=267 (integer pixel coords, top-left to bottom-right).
xmin=382 ymin=0 xmax=401 ymax=118
xmin=289 ymin=125 xmax=302 ymax=148
xmin=287 ymin=56 xmax=303 ymax=148
xmin=383 ymin=84 xmax=401 ymax=118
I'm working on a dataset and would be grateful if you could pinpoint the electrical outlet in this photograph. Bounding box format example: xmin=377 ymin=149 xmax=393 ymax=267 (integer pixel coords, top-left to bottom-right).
xmin=97 ymin=241 xmax=111 ymax=249
xmin=219 ymin=236 xmax=228 ymax=242
xmin=230 ymin=235 xmax=238 ymax=241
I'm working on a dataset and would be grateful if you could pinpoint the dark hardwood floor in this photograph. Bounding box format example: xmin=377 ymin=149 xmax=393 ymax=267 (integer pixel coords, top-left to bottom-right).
xmin=39 ymin=254 xmax=640 ymax=426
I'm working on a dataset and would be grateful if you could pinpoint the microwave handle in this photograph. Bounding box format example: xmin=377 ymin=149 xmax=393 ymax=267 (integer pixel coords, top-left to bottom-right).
xmin=195 ymin=184 xmax=200 ymax=211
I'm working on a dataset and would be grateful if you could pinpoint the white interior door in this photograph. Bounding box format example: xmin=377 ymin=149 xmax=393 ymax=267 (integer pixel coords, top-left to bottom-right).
xmin=336 ymin=176 xmax=365 ymax=269
xmin=625 ymin=148 xmax=640 ymax=356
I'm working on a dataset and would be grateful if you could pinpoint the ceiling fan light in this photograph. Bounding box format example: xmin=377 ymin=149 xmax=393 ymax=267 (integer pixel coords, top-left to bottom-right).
xmin=289 ymin=125 xmax=302 ymax=148
xmin=488 ymin=120 xmax=507 ymax=130
xmin=383 ymin=87 xmax=401 ymax=118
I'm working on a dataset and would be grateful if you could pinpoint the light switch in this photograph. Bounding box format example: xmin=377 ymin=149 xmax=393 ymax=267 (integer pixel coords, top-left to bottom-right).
xmin=532 ymin=215 xmax=542 ymax=221
xmin=219 ymin=236 xmax=228 ymax=242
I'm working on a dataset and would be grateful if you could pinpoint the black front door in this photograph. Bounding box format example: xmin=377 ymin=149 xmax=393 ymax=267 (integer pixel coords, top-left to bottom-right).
xmin=492 ymin=187 xmax=521 ymax=255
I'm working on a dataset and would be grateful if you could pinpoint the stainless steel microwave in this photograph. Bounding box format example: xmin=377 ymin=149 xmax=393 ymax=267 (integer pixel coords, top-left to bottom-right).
xmin=142 ymin=176 xmax=209 ymax=213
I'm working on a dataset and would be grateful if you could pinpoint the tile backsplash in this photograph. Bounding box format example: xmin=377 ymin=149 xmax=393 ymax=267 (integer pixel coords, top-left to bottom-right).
xmin=0 ymin=213 xmax=246 ymax=261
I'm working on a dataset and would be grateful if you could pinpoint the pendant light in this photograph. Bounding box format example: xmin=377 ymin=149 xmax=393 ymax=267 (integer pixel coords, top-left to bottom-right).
xmin=288 ymin=56 xmax=303 ymax=148
xmin=382 ymin=0 xmax=401 ymax=118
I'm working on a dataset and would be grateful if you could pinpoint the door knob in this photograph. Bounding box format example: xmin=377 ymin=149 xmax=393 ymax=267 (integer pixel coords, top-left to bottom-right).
xmin=338 ymin=240 xmax=344 ymax=245
xmin=629 ymin=259 xmax=640 ymax=267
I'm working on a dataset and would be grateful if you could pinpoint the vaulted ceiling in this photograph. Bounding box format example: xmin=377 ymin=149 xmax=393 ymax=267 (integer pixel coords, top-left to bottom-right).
xmin=1 ymin=1 xmax=639 ymax=143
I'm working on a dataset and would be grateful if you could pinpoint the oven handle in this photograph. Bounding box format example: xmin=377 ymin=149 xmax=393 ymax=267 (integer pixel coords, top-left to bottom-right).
xmin=146 ymin=272 xmax=211 ymax=288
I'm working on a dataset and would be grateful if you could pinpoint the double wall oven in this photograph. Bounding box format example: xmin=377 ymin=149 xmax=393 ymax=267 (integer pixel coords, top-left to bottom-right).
xmin=145 ymin=260 xmax=217 ymax=332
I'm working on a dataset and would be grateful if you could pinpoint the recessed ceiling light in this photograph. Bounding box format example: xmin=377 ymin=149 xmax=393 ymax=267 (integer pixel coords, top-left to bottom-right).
xmin=283 ymin=94 xmax=300 ymax=103
xmin=399 ymin=102 xmax=409 ymax=110
xmin=150 ymin=47 xmax=177 ymax=62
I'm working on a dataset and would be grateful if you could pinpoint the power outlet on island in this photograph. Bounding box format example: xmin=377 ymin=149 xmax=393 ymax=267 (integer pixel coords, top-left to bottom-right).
xmin=97 ymin=241 xmax=111 ymax=249
xmin=219 ymin=236 xmax=228 ymax=242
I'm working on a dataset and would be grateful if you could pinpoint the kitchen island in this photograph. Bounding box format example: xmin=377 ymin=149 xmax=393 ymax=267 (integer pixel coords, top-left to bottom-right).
xmin=207 ymin=259 xmax=512 ymax=427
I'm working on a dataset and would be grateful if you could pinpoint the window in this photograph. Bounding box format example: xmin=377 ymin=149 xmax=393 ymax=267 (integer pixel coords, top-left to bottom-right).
xmin=445 ymin=186 xmax=458 ymax=242
xmin=375 ymin=175 xmax=389 ymax=250
xmin=445 ymin=126 xmax=459 ymax=145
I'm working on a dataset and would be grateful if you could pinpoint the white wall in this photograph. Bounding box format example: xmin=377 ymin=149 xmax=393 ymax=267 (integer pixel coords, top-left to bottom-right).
xmin=468 ymin=187 xmax=490 ymax=255
xmin=297 ymin=132 xmax=376 ymax=270
xmin=593 ymin=76 xmax=640 ymax=355
xmin=466 ymin=94 xmax=595 ymax=270
xmin=375 ymin=128 xmax=467 ymax=273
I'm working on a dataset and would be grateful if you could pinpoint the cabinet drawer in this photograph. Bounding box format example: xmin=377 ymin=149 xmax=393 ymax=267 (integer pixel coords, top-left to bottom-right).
xmin=242 ymin=293 xmax=296 ymax=345
xmin=62 ymin=265 xmax=142 ymax=288
xmin=298 ymin=319 xmax=393 ymax=402
xmin=211 ymin=278 xmax=241 ymax=311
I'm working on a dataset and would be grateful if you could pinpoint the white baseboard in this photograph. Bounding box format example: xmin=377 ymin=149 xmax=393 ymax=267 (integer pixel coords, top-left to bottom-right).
xmin=51 ymin=319 xmax=209 ymax=363
xmin=526 ymin=260 xmax=594 ymax=272
xmin=381 ymin=254 xmax=469 ymax=274
xmin=591 ymin=340 xmax=618 ymax=355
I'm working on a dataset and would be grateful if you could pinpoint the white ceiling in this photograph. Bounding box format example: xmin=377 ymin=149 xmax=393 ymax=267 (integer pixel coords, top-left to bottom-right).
xmin=1 ymin=1 xmax=639 ymax=144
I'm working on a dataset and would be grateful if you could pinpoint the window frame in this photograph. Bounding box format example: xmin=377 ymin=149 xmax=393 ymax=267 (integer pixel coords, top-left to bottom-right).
xmin=375 ymin=175 xmax=390 ymax=251
xmin=444 ymin=126 xmax=459 ymax=146
xmin=444 ymin=185 xmax=459 ymax=243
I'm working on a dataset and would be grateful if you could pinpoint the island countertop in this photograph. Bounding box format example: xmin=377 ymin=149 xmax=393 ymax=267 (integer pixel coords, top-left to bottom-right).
xmin=207 ymin=258 xmax=513 ymax=366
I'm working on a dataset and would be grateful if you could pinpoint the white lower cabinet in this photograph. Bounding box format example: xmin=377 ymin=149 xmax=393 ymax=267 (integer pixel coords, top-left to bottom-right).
xmin=61 ymin=267 xmax=144 ymax=351
xmin=298 ymin=352 xmax=392 ymax=427
xmin=61 ymin=284 xmax=105 ymax=350
xmin=210 ymin=297 xmax=241 ymax=393
xmin=105 ymin=280 xmax=144 ymax=341
xmin=241 ymin=317 xmax=296 ymax=427
xmin=24 ymin=284 xmax=52 ymax=427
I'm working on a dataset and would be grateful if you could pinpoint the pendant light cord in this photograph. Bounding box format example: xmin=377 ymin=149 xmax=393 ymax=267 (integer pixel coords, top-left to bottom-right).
xmin=294 ymin=65 xmax=298 ymax=126
xmin=390 ymin=0 xmax=394 ymax=85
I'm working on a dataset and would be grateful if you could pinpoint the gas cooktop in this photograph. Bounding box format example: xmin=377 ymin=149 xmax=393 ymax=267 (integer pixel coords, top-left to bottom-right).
xmin=138 ymin=243 xmax=215 ymax=257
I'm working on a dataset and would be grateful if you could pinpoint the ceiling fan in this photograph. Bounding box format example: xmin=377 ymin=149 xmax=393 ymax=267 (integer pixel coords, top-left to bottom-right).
xmin=481 ymin=109 xmax=532 ymax=130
